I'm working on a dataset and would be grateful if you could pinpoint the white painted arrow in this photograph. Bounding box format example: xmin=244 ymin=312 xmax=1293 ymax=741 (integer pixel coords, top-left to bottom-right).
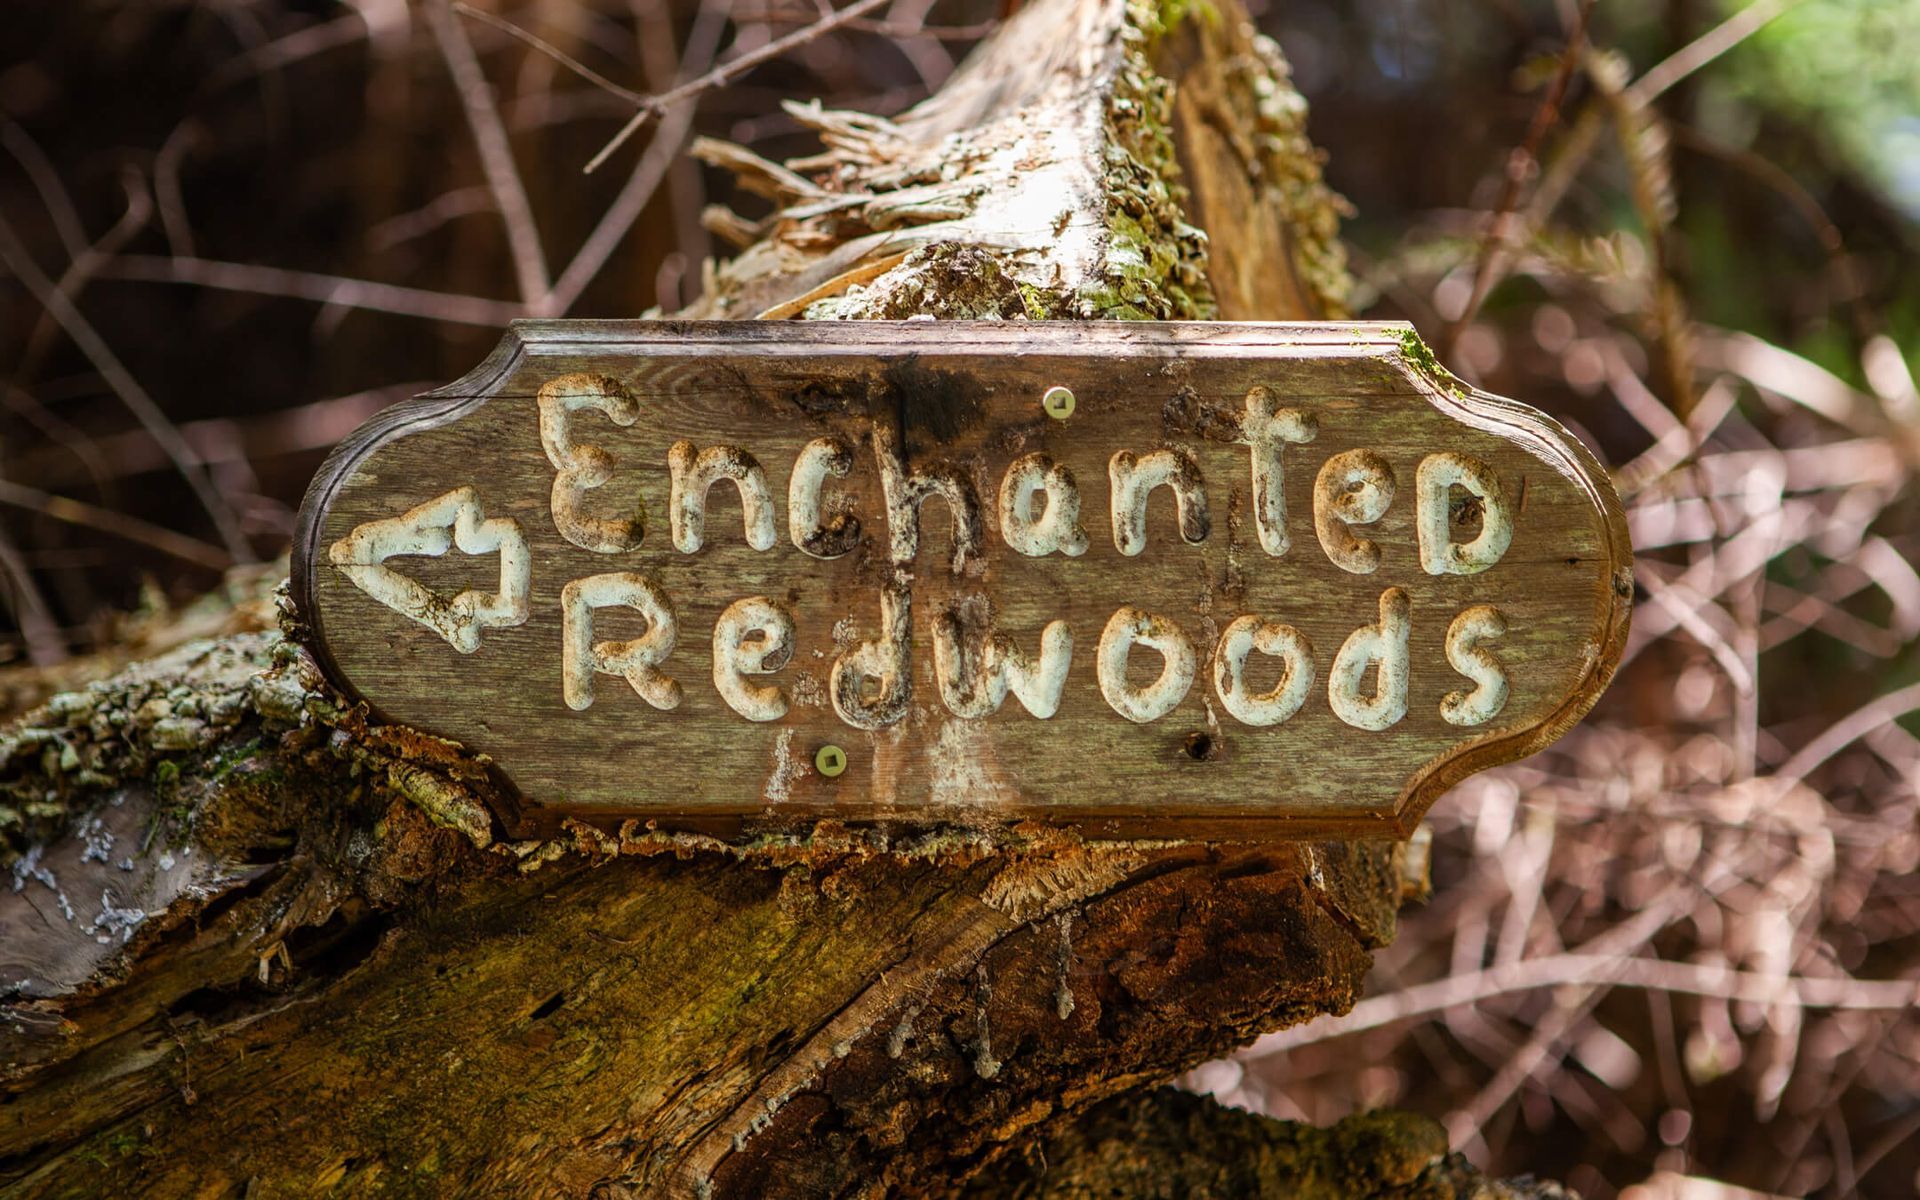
xmin=328 ymin=486 xmax=531 ymax=653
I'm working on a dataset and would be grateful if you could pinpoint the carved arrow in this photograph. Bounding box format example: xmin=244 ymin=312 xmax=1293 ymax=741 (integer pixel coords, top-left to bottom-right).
xmin=327 ymin=486 xmax=532 ymax=654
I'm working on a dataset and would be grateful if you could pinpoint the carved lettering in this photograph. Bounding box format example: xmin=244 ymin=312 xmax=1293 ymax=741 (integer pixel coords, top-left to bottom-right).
xmin=788 ymin=436 xmax=862 ymax=559
xmin=1108 ymin=448 xmax=1209 ymax=557
xmin=667 ymin=441 xmax=777 ymax=553
xmin=560 ymin=572 xmax=681 ymax=712
xmin=1314 ymin=449 xmax=1395 ymax=574
xmin=328 ymin=486 xmax=530 ymax=654
xmin=1240 ymin=387 xmax=1317 ymax=557
xmin=301 ymin=328 xmax=1635 ymax=833
xmin=1417 ymin=451 xmax=1513 ymax=575
xmin=1096 ymin=607 xmax=1196 ymax=723
xmin=713 ymin=596 xmax=795 ymax=722
xmin=1212 ymin=615 xmax=1315 ymax=727
xmin=932 ymin=603 xmax=1073 ymax=719
xmin=1442 ymin=604 xmax=1510 ymax=726
xmin=997 ymin=453 xmax=1089 ymax=558
xmin=538 ymin=373 xmax=645 ymax=554
xmin=874 ymin=425 xmax=983 ymax=571
xmin=1329 ymin=587 xmax=1411 ymax=730
xmin=830 ymin=579 xmax=913 ymax=730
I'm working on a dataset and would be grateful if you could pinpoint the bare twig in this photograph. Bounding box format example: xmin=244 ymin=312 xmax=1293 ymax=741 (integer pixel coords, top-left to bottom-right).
xmin=451 ymin=3 xmax=645 ymax=104
xmin=1625 ymin=0 xmax=1797 ymax=108
xmin=0 ymin=123 xmax=86 ymax=260
xmin=882 ymin=0 xmax=958 ymax=93
xmin=206 ymin=13 xmax=375 ymax=90
xmin=730 ymin=9 xmax=999 ymax=39
xmin=545 ymin=0 xmax=737 ymax=314
xmin=1 ymin=383 xmax=112 ymax=501
xmin=366 ymin=187 xmax=497 ymax=253
xmin=0 ymin=521 xmax=66 ymax=666
xmin=424 ymin=0 xmax=551 ymax=306
xmin=0 ymin=480 xmax=233 ymax=572
xmin=16 ymin=167 xmax=155 ymax=384
xmin=153 ymin=123 xmax=203 ymax=259
xmin=1773 ymin=682 xmax=1920 ymax=793
xmin=98 ymin=255 xmax=524 ymax=326
xmin=631 ymin=0 xmax=717 ymax=283
xmin=585 ymin=0 xmax=898 ymax=174
xmin=1438 ymin=0 xmax=1594 ymax=359
xmin=0 ymin=214 xmax=253 ymax=562
xmin=5 ymin=386 xmax=420 ymax=489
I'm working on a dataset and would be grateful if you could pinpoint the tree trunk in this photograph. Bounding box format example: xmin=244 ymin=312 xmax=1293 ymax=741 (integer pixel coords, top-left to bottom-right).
xmin=2 ymin=1 xmax=1532 ymax=1195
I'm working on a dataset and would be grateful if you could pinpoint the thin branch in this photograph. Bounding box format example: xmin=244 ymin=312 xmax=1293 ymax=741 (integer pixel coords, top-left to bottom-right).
xmin=546 ymin=0 xmax=738 ymax=314
xmin=0 ymin=520 xmax=67 ymax=667
xmin=366 ymin=187 xmax=496 ymax=253
xmin=1 ymin=383 xmax=112 ymax=501
xmin=1625 ymin=0 xmax=1797 ymax=107
xmin=1241 ymin=952 xmax=1919 ymax=1057
xmin=204 ymin=12 xmax=375 ymax=91
xmin=17 ymin=167 xmax=155 ymax=385
xmin=0 ymin=214 xmax=253 ymax=563
xmin=1773 ymin=681 xmax=1920 ymax=792
xmin=585 ymin=0 xmax=898 ymax=174
xmin=5 ymin=385 xmax=421 ymax=489
xmin=153 ymin=122 xmax=203 ymax=259
xmin=98 ymin=255 xmax=525 ymax=326
xmin=548 ymin=96 xmax=700 ymax=315
xmin=451 ymin=3 xmax=645 ymax=104
xmin=631 ymin=0 xmax=714 ymax=284
xmin=424 ymin=0 xmax=551 ymax=305
xmin=1439 ymin=0 xmax=1594 ymax=359
xmin=0 ymin=480 xmax=233 ymax=572
xmin=1498 ymin=1 xmax=1798 ymax=332
xmin=1669 ymin=119 xmax=1871 ymax=339
xmin=731 ymin=9 xmax=999 ymax=39
xmin=0 ymin=123 xmax=87 ymax=260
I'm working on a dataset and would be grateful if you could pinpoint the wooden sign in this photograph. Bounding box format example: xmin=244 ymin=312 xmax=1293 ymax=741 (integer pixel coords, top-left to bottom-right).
xmin=292 ymin=322 xmax=1631 ymax=839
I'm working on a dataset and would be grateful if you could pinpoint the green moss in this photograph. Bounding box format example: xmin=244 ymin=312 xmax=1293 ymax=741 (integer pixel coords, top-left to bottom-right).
xmin=1087 ymin=1 xmax=1217 ymax=321
xmin=1396 ymin=326 xmax=1472 ymax=398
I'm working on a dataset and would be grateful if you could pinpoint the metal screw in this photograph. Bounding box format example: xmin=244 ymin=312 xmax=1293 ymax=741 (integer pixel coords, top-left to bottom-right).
xmin=1042 ymin=385 xmax=1075 ymax=420
xmin=815 ymin=744 xmax=848 ymax=777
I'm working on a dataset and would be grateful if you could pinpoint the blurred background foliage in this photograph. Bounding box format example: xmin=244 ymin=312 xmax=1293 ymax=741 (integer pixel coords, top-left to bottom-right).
xmin=3 ymin=0 xmax=1919 ymax=1196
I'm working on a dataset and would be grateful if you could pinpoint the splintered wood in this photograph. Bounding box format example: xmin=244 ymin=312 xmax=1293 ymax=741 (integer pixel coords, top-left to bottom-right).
xmin=292 ymin=322 xmax=1631 ymax=838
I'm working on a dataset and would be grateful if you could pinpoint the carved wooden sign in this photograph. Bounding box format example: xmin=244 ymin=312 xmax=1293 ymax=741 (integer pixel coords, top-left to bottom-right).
xmin=292 ymin=322 xmax=1631 ymax=839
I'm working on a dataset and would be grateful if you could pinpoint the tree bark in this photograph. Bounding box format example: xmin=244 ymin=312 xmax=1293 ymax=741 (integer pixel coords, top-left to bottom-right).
xmin=1 ymin=1 xmax=1525 ymax=1195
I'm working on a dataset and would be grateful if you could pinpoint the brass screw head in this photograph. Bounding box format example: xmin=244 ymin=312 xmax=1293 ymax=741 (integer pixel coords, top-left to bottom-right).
xmin=1042 ymin=385 xmax=1076 ymax=420
xmin=815 ymin=744 xmax=848 ymax=777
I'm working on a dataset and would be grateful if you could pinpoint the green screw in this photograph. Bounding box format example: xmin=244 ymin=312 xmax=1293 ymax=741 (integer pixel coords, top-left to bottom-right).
xmin=815 ymin=744 xmax=848 ymax=778
xmin=1042 ymin=385 xmax=1075 ymax=420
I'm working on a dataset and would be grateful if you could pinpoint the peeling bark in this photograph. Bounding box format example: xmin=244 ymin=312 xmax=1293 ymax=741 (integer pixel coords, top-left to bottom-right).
xmin=0 ymin=1 xmax=1489 ymax=1196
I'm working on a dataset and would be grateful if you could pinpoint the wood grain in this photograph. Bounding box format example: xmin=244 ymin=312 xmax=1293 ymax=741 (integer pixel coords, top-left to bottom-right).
xmin=292 ymin=320 xmax=1631 ymax=840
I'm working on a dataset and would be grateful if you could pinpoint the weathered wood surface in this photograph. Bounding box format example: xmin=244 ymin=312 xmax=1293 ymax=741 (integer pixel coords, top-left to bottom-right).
xmin=2 ymin=0 xmax=1585 ymax=1194
xmin=296 ymin=322 xmax=1629 ymax=839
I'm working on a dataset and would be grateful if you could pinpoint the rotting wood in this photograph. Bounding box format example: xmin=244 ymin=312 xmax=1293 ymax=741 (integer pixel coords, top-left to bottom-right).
xmin=2 ymin=0 xmax=1588 ymax=1195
